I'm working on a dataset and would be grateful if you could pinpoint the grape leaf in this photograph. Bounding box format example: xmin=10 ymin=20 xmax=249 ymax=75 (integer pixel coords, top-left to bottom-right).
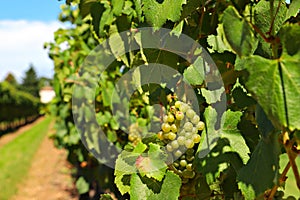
xmin=237 ymin=131 xmax=281 ymax=198
xmin=286 ymin=0 xmax=300 ymax=20
xmin=142 ymin=0 xmax=186 ymax=27
xmin=135 ymin=143 xmax=167 ymax=181
xmin=200 ymin=87 xmax=225 ymax=104
xmin=114 ymin=151 xmax=138 ymax=195
xmin=130 ymin=171 xmax=181 ymax=200
xmin=207 ymin=25 xmax=233 ymax=54
xmin=235 ymin=24 xmax=300 ymax=131
xmin=111 ymin=0 xmax=124 ymax=16
xmin=76 ymin=176 xmax=89 ymax=194
xmin=197 ymin=107 xmax=249 ymax=164
xmin=254 ymin=0 xmax=287 ymax=58
xmin=183 ymin=57 xmax=205 ymax=86
xmin=222 ymin=6 xmax=258 ymax=57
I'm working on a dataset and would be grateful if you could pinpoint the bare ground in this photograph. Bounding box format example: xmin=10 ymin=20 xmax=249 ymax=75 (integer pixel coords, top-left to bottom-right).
xmin=10 ymin=120 xmax=78 ymax=200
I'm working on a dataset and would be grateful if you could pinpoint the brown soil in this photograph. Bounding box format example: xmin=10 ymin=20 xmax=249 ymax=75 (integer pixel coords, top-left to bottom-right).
xmin=0 ymin=117 xmax=45 ymax=148
xmin=10 ymin=120 xmax=78 ymax=200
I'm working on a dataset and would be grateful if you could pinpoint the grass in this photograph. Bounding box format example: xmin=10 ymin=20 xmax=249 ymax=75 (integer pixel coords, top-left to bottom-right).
xmin=0 ymin=117 xmax=52 ymax=200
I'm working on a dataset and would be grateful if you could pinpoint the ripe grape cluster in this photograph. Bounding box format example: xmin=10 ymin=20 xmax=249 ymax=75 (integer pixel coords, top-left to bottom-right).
xmin=158 ymin=98 xmax=205 ymax=182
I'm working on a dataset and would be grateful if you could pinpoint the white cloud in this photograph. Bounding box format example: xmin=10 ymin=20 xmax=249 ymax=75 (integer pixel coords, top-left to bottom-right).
xmin=0 ymin=20 xmax=65 ymax=82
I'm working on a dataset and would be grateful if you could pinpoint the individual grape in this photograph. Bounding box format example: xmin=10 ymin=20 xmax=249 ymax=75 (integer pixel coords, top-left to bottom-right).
xmin=180 ymin=103 xmax=188 ymax=113
xmin=163 ymin=115 xmax=168 ymax=123
xmin=178 ymin=130 xmax=185 ymax=136
xmin=186 ymin=163 xmax=193 ymax=171
xmin=177 ymin=136 xmax=185 ymax=145
xmin=182 ymin=170 xmax=195 ymax=179
xmin=180 ymin=159 xmax=187 ymax=167
xmin=174 ymin=149 xmax=183 ymax=157
xmin=192 ymin=134 xmax=201 ymax=143
xmin=163 ymin=133 xmax=170 ymax=139
xmin=184 ymin=139 xmax=194 ymax=149
xmin=186 ymin=109 xmax=195 ymax=119
xmin=162 ymin=123 xmax=171 ymax=132
xmin=186 ymin=155 xmax=195 ymax=162
xmin=174 ymin=101 xmax=181 ymax=109
xmin=191 ymin=127 xmax=198 ymax=134
xmin=196 ymin=121 xmax=205 ymax=130
xmin=171 ymin=140 xmax=179 ymax=149
xmin=175 ymin=111 xmax=184 ymax=120
xmin=157 ymin=131 xmax=164 ymax=140
xmin=184 ymin=131 xmax=192 ymax=139
xmin=184 ymin=122 xmax=193 ymax=132
xmin=170 ymin=124 xmax=177 ymax=132
xmin=173 ymin=161 xmax=179 ymax=168
xmin=167 ymin=114 xmax=175 ymax=123
xmin=191 ymin=115 xmax=200 ymax=124
xmin=166 ymin=144 xmax=173 ymax=152
xmin=186 ymin=149 xmax=194 ymax=155
xmin=168 ymin=132 xmax=177 ymax=140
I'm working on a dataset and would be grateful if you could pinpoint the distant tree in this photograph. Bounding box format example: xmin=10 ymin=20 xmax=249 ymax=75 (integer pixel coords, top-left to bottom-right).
xmin=4 ymin=73 xmax=18 ymax=86
xmin=21 ymin=64 xmax=39 ymax=97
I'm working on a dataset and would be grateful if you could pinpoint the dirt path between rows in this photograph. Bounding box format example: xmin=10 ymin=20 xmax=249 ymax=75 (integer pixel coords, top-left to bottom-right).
xmin=11 ymin=120 xmax=78 ymax=200
xmin=0 ymin=117 xmax=45 ymax=148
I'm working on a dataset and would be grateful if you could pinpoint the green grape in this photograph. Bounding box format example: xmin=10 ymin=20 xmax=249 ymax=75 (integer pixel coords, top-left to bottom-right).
xmin=162 ymin=123 xmax=171 ymax=132
xmin=166 ymin=144 xmax=173 ymax=152
xmin=163 ymin=115 xmax=168 ymax=123
xmin=180 ymin=103 xmax=188 ymax=113
xmin=182 ymin=170 xmax=195 ymax=179
xmin=171 ymin=140 xmax=179 ymax=149
xmin=167 ymin=114 xmax=175 ymax=123
xmin=184 ymin=122 xmax=193 ymax=132
xmin=175 ymin=111 xmax=184 ymax=120
xmin=196 ymin=121 xmax=205 ymax=130
xmin=182 ymin=178 xmax=189 ymax=184
xmin=186 ymin=155 xmax=195 ymax=162
xmin=186 ymin=163 xmax=193 ymax=171
xmin=174 ymin=149 xmax=183 ymax=157
xmin=175 ymin=101 xmax=181 ymax=109
xmin=163 ymin=133 xmax=170 ymax=139
xmin=185 ymin=139 xmax=194 ymax=149
xmin=168 ymin=132 xmax=177 ymax=140
xmin=191 ymin=127 xmax=198 ymax=134
xmin=186 ymin=149 xmax=194 ymax=155
xmin=157 ymin=131 xmax=164 ymax=140
xmin=170 ymin=124 xmax=177 ymax=132
xmin=180 ymin=159 xmax=187 ymax=167
xmin=173 ymin=161 xmax=179 ymax=168
xmin=186 ymin=109 xmax=195 ymax=119
xmin=177 ymin=136 xmax=185 ymax=145
xmin=178 ymin=130 xmax=185 ymax=136
xmin=185 ymin=131 xmax=192 ymax=139
xmin=191 ymin=115 xmax=200 ymax=124
xmin=192 ymin=134 xmax=201 ymax=143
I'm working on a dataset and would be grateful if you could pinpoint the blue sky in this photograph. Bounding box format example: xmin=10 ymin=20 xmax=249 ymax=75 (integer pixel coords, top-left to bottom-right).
xmin=0 ymin=0 xmax=65 ymax=82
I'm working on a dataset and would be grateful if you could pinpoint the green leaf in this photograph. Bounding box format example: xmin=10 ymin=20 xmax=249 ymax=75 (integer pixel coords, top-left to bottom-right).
xmin=136 ymin=143 xmax=167 ymax=181
xmin=207 ymin=25 xmax=233 ymax=53
xmin=198 ymin=107 xmax=249 ymax=163
xmin=114 ymin=151 xmax=138 ymax=195
xmin=286 ymin=0 xmax=300 ymax=19
xmin=237 ymin=131 xmax=281 ymax=198
xmin=183 ymin=57 xmax=205 ymax=85
xmin=100 ymin=194 xmax=113 ymax=200
xmin=76 ymin=177 xmax=89 ymax=194
xmin=201 ymin=87 xmax=225 ymax=104
xmin=112 ymin=0 xmax=124 ymax=16
xmin=142 ymin=0 xmax=186 ymax=27
xmin=221 ymin=110 xmax=250 ymax=164
xmin=222 ymin=6 xmax=258 ymax=57
xmin=130 ymin=171 xmax=181 ymax=200
xmin=254 ymin=0 xmax=287 ymax=58
xmin=79 ymin=0 xmax=98 ymax=18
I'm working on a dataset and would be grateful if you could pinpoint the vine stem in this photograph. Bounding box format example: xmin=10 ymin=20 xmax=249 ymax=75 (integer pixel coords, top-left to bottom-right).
xmin=267 ymin=159 xmax=291 ymax=200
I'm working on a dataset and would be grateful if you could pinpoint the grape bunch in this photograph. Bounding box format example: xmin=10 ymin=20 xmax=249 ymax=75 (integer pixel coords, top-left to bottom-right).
xmin=128 ymin=123 xmax=142 ymax=146
xmin=158 ymin=98 xmax=205 ymax=183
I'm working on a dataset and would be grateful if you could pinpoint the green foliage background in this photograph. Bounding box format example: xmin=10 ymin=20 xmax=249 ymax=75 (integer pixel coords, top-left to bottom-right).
xmin=46 ymin=0 xmax=300 ymax=199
